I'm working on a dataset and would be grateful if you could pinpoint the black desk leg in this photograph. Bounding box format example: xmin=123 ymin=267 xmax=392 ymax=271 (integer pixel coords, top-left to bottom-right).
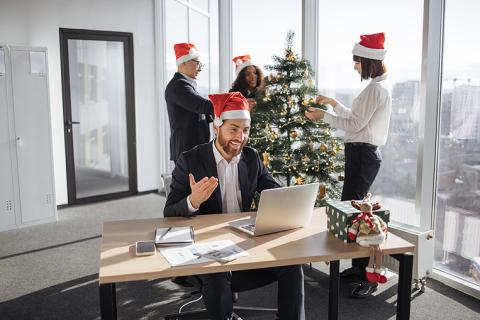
xmin=328 ymin=260 xmax=340 ymax=320
xmin=100 ymin=283 xmax=117 ymax=320
xmin=392 ymin=253 xmax=414 ymax=320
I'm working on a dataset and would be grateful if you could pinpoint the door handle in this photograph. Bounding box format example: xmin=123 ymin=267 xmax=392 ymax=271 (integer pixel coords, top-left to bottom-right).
xmin=66 ymin=120 xmax=80 ymax=126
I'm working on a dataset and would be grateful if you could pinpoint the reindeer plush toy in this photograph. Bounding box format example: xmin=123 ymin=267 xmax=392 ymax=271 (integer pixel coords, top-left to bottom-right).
xmin=348 ymin=193 xmax=388 ymax=283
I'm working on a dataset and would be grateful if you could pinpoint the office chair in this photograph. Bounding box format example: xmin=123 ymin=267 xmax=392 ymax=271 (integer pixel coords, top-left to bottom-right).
xmin=163 ymin=276 xmax=278 ymax=320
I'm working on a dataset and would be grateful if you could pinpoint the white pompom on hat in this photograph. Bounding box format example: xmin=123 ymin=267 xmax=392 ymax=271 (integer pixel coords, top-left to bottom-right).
xmin=174 ymin=43 xmax=200 ymax=66
xmin=352 ymin=32 xmax=387 ymax=61
xmin=208 ymin=92 xmax=251 ymax=127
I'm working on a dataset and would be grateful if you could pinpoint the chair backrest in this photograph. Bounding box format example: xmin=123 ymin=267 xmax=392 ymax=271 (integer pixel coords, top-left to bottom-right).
xmin=161 ymin=173 xmax=172 ymax=197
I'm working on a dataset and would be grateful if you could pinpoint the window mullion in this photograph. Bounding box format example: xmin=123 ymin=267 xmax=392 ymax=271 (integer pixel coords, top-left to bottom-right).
xmin=417 ymin=0 xmax=445 ymax=229
xmin=218 ymin=0 xmax=233 ymax=92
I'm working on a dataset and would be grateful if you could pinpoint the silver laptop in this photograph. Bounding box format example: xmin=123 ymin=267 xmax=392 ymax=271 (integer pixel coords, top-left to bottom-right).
xmin=229 ymin=183 xmax=319 ymax=236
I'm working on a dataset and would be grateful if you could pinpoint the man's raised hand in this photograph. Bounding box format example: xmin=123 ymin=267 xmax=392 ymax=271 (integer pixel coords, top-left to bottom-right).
xmin=188 ymin=173 xmax=218 ymax=209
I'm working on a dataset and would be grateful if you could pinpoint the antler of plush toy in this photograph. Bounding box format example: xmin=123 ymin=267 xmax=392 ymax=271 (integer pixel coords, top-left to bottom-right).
xmin=350 ymin=193 xmax=382 ymax=211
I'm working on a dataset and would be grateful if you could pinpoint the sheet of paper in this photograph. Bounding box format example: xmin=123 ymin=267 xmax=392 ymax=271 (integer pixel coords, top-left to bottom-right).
xmin=160 ymin=240 xmax=248 ymax=267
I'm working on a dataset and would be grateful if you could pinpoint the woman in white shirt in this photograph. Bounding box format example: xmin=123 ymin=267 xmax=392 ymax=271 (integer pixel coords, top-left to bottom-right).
xmin=305 ymin=32 xmax=392 ymax=299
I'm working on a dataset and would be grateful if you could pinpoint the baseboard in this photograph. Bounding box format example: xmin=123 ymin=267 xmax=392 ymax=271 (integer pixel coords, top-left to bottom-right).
xmin=56 ymin=189 xmax=160 ymax=209
xmin=0 ymin=216 xmax=58 ymax=231
xmin=431 ymin=269 xmax=480 ymax=300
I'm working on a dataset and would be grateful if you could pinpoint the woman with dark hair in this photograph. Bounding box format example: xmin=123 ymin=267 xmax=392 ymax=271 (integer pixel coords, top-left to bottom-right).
xmin=306 ymin=32 xmax=392 ymax=299
xmin=230 ymin=55 xmax=264 ymax=108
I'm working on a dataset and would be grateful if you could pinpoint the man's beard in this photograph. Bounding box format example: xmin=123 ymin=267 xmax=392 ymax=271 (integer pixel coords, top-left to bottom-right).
xmin=218 ymin=133 xmax=247 ymax=158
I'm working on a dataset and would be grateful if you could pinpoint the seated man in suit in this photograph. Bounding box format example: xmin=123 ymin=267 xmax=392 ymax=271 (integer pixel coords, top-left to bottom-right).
xmin=164 ymin=92 xmax=305 ymax=320
xmin=165 ymin=42 xmax=214 ymax=163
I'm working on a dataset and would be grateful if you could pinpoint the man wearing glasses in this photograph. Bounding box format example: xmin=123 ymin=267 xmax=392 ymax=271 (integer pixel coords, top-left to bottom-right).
xmin=165 ymin=43 xmax=214 ymax=163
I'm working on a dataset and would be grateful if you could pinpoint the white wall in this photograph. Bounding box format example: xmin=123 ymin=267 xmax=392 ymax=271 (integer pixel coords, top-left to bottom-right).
xmin=0 ymin=0 xmax=159 ymax=205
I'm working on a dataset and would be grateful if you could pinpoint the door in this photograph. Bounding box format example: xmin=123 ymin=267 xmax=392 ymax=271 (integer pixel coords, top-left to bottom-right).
xmin=60 ymin=29 xmax=137 ymax=204
xmin=10 ymin=47 xmax=56 ymax=223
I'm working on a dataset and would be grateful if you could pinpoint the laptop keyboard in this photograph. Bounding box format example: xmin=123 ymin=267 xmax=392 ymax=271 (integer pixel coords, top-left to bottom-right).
xmin=241 ymin=223 xmax=255 ymax=232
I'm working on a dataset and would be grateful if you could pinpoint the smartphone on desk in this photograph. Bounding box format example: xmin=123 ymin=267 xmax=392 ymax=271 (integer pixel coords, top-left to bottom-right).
xmin=135 ymin=240 xmax=156 ymax=256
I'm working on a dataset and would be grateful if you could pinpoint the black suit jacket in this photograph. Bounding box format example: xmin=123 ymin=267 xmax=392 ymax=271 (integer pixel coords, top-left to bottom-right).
xmin=165 ymin=72 xmax=214 ymax=162
xmin=164 ymin=142 xmax=280 ymax=217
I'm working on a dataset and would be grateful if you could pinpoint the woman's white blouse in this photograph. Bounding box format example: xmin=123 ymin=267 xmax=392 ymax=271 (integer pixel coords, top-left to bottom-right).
xmin=323 ymin=74 xmax=392 ymax=146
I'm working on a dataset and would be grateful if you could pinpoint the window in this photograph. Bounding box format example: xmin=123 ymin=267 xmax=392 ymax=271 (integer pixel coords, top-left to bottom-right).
xmin=232 ymin=0 xmax=302 ymax=77
xmin=434 ymin=0 xmax=480 ymax=288
xmin=316 ymin=0 xmax=424 ymax=226
xmin=164 ymin=0 xmax=219 ymax=95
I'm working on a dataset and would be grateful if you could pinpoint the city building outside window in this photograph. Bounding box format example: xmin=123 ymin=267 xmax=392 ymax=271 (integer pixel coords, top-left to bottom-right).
xmin=435 ymin=0 xmax=480 ymax=289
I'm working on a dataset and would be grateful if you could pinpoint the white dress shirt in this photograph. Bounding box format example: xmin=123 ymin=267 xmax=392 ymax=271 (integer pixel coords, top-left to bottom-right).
xmin=323 ymin=74 xmax=392 ymax=146
xmin=187 ymin=142 xmax=242 ymax=213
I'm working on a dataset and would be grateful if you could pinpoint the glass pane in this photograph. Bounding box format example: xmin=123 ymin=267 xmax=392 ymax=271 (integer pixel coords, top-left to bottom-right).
xmin=232 ymin=0 xmax=302 ymax=76
xmin=435 ymin=0 xmax=480 ymax=288
xmin=165 ymin=0 xmax=188 ymax=82
xmin=191 ymin=0 xmax=209 ymax=11
xmin=209 ymin=0 xmax=219 ymax=93
xmin=317 ymin=0 xmax=423 ymax=226
xmin=190 ymin=9 xmax=210 ymax=95
xmin=68 ymin=39 xmax=129 ymax=199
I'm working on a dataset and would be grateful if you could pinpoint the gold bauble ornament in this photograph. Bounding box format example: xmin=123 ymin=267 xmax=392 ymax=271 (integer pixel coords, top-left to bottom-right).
xmin=290 ymin=130 xmax=298 ymax=139
xmin=269 ymin=132 xmax=279 ymax=140
xmin=286 ymin=51 xmax=296 ymax=61
xmin=262 ymin=152 xmax=270 ymax=166
xmin=320 ymin=143 xmax=327 ymax=152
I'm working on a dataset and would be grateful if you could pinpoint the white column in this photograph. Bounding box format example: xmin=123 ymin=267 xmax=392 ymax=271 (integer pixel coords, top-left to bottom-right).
xmin=154 ymin=0 xmax=172 ymax=190
xmin=218 ymin=0 xmax=233 ymax=92
xmin=302 ymin=0 xmax=319 ymax=85
xmin=416 ymin=0 xmax=444 ymax=229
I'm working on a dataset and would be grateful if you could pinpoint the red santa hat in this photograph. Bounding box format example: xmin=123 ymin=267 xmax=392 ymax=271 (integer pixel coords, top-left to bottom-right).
xmin=174 ymin=43 xmax=200 ymax=66
xmin=232 ymin=55 xmax=254 ymax=76
xmin=352 ymin=32 xmax=387 ymax=61
xmin=208 ymin=92 xmax=250 ymax=127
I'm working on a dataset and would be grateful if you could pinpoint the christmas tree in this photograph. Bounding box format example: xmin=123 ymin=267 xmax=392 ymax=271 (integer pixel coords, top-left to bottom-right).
xmin=249 ymin=31 xmax=344 ymax=203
